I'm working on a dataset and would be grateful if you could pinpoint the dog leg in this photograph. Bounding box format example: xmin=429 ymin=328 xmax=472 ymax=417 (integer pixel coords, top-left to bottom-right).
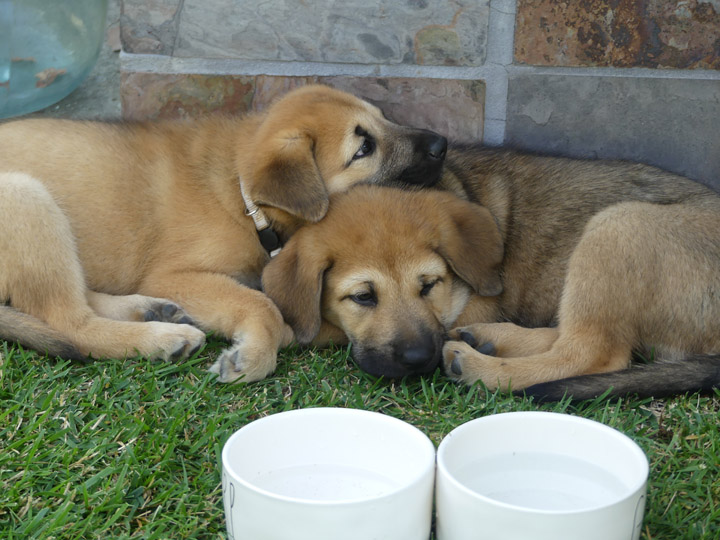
xmin=139 ymin=271 xmax=294 ymax=383
xmin=442 ymin=204 xmax=650 ymax=390
xmin=447 ymin=322 xmax=558 ymax=358
xmin=0 ymin=173 xmax=206 ymax=361
xmin=87 ymin=291 xmax=196 ymax=325
xmin=448 ymin=200 xmax=720 ymax=394
xmin=443 ymin=331 xmax=632 ymax=390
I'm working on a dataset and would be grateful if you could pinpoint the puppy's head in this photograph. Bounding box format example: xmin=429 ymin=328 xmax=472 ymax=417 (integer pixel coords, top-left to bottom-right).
xmin=262 ymin=185 xmax=503 ymax=379
xmin=242 ymin=85 xmax=448 ymax=226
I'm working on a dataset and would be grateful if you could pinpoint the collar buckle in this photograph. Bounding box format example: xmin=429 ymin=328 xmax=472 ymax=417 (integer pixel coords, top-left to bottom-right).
xmin=239 ymin=179 xmax=282 ymax=257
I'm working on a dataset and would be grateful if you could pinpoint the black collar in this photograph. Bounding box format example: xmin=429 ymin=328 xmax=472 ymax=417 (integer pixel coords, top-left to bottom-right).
xmin=257 ymin=227 xmax=282 ymax=255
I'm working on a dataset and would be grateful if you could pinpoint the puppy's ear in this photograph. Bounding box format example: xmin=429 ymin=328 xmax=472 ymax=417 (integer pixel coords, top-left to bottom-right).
xmin=250 ymin=130 xmax=329 ymax=223
xmin=262 ymin=232 xmax=332 ymax=343
xmin=437 ymin=200 xmax=504 ymax=297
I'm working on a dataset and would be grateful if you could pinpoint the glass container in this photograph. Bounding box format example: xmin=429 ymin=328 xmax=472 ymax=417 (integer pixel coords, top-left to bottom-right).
xmin=0 ymin=0 xmax=108 ymax=118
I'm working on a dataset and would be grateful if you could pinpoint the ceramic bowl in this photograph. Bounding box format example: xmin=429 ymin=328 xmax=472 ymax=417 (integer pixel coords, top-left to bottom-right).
xmin=435 ymin=411 xmax=648 ymax=540
xmin=221 ymin=407 xmax=435 ymax=540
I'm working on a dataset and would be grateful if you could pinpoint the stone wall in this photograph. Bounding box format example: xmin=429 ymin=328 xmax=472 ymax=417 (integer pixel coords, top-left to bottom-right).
xmin=120 ymin=0 xmax=720 ymax=189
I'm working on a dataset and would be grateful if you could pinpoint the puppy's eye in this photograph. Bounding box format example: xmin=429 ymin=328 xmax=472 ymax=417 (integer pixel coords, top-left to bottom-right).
xmin=353 ymin=137 xmax=375 ymax=160
xmin=420 ymin=279 xmax=440 ymax=297
xmin=349 ymin=291 xmax=377 ymax=307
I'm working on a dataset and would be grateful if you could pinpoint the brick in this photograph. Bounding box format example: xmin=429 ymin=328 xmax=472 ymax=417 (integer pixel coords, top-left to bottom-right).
xmin=121 ymin=73 xmax=485 ymax=142
xmin=515 ymin=0 xmax=720 ymax=69
xmin=120 ymin=73 xmax=257 ymax=120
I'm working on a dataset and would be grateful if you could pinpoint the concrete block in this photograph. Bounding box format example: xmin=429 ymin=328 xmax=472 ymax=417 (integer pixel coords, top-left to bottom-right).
xmin=506 ymin=73 xmax=720 ymax=189
xmin=122 ymin=0 xmax=490 ymax=65
xmin=120 ymin=0 xmax=183 ymax=55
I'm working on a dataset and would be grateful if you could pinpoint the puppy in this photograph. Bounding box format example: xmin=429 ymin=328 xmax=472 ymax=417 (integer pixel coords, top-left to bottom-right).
xmin=262 ymin=184 xmax=502 ymax=378
xmin=263 ymin=146 xmax=720 ymax=400
xmin=0 ymin=85 xmax=447 ymax=382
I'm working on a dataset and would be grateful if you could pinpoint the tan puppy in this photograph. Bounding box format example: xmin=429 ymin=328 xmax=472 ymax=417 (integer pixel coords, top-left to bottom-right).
xmin=0 ymin=85 xmax=447 ymax=382
xmin=263 ymin=148 xmax=720 ymax=400
xmin=262 ymin=184 xmax=502 ymax=378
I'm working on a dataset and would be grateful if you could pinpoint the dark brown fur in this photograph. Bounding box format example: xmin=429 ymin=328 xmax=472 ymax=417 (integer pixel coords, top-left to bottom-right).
xmin=437 ymin=145 xmax=720 ymax=400
xmin=263 ymin=145 xmax=720 ymax=400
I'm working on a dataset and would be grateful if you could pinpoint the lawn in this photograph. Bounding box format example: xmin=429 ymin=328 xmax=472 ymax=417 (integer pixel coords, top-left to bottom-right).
xmin=1 ymin=338 xmax=718 ymax=539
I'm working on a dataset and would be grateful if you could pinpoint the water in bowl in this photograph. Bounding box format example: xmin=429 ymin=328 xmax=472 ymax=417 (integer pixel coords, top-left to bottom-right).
xmin=253 ymin=463 xmax=398 ymax=502
xmin=456 ymin=451 xmax=629 ymax=511
xmin=0 ymin=0 xmax=107 ymax=118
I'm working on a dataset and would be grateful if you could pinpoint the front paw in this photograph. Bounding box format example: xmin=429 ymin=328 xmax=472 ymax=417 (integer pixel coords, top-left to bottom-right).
xmin=442 ymin=340 xmax=503 ymax=389
xmin=209 ymin=321 xmax=294 ymax=383
xmin=146 ymin=322 xmax=206 ymax=361
xmin=448 ymin=324 xmax=497 ymax=356
xmin=209 ymin=341 xmax=278 ymax=383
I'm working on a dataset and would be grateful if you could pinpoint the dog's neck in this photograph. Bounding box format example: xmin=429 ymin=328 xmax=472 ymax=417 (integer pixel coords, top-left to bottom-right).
xmin=239 ymin=179 xmax=283 ymax=257
xmin=437 ymin=169 xmax=471 ymax=201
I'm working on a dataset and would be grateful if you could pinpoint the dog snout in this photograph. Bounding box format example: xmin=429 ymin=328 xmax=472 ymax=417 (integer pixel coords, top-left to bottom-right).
xmin=394 ymin=130 xmax=447 ymax=187
xmin=395 ymin=333 xmax=440 ymax=373
xmin=351 ymin=331 xmax=442 ymax=379
xmin=421 ymin=131 xmax=448 ymax=162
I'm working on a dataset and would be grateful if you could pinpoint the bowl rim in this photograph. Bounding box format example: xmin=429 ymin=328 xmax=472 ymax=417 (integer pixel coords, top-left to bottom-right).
xmin=222 ymin=406 xmax=436 ymax=507
xmin=436 ymin=411 xmax=649 ymax=515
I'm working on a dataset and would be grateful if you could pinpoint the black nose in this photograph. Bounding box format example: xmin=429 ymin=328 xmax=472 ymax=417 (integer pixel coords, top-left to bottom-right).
xmin=426 ymin=133 xmax=447 ymax=161
xmin=396 ymin=334 xmax=437 ymax=371
xmin=393 ymin=130 xmax=448 ymax=188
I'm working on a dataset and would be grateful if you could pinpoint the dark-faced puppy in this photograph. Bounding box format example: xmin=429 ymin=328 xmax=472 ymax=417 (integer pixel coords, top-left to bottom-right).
xmin=265 ymin=144 xmax=720 ymax=401
xmin=262 ymin=184 xmax=502 ymax=378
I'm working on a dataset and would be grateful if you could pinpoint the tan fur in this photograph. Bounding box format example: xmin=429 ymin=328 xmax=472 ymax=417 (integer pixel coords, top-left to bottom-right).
xmin=263 ymin=146 xmax=720 ymax=400
xmin=0 ymin=85 xmax=447 ymax=382
xmin=262 ymin=184 xmax=503 ymax=378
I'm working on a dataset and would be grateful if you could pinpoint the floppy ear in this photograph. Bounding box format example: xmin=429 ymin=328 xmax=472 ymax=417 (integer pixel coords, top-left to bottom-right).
xmin=437 ymin=200 xmax=504 ymax=297
xmin=250 ymin=130 xmax=329 ymax=223
xmin=261 ymin=232 xmax=332 ymax=343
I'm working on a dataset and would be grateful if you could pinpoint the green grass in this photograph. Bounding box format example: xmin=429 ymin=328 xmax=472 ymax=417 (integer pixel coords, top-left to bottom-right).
xmin=1 ymin=338 xmax=718 ymax=539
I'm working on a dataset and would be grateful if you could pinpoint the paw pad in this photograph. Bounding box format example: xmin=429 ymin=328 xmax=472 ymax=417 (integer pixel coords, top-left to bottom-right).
xmin=458 ymin=330 xmax=478 ymax=348
xmin=477 ymin=342 xmax=496 ymax=356
xmin=450 ymin=357 xmax=463 ymax=375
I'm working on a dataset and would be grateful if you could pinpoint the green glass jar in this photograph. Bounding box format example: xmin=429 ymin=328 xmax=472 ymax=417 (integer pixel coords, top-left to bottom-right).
xmin=0 ymin=0 xmax=108 ymax=118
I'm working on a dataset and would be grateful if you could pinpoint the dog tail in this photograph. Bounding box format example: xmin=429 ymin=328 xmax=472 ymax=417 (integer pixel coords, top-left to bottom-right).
xmin=0 ymin=305 xmax=87 ymax=362
xmin=521 ymin=355 xmax=720 ymax=402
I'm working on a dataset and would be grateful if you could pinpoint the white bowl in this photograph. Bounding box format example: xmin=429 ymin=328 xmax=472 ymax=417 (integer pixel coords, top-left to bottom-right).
xmin=221 ymin=407 xmax=435 ymax=540
xmin=436 ymin=411 xmax=648 ymax=540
